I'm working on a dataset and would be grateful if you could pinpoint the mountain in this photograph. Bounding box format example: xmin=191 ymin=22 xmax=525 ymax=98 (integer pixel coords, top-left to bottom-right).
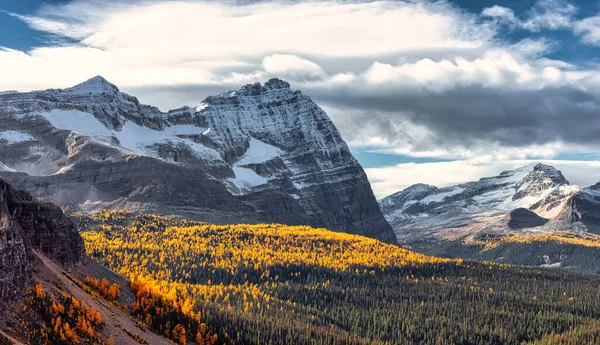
xmin=379 ymin=163 xmax=600 ymax=242
xmin=0 ymin=76 xmax=394 ymax=243
xmin=379 ymin=163 xmax=600 ymax=271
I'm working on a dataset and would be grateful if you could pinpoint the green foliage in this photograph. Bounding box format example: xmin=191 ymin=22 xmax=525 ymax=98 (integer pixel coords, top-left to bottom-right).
xmin=79 ymin=211 xmax=600 ymax=345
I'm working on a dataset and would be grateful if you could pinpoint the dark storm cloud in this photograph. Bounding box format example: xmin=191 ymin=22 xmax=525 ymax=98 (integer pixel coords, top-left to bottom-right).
xmin=128 ymin=77 xmax=600 ymax=152
xmin=303 ymin=82 xmax=600 ymax=150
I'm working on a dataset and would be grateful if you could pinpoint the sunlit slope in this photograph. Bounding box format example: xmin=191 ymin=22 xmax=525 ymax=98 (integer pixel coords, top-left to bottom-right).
xmin=79 ymin=211 xmax=600 ymax=345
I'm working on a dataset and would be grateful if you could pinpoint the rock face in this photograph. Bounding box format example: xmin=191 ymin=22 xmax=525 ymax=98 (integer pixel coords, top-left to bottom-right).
xmin=379 ymin=163 xmax=589 ymax=242
xmin=0 ymin=177 xmax=83 ymax=303
xmin=0 ymin=77 xmax=394 ymax=243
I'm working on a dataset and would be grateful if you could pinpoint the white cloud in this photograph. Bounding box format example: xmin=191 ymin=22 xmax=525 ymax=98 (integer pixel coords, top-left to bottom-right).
xmin=367 ymin=159 xmax=600 ymax=199
xmin=361 ymin=50 xmax=568 ymax=89
xmin=262 ymin=54 xmax=325 ymax=81
xmin=4 ymin=12 xmax=92 ymax=39
xmin=481 ymin=0 xmax=576 ymax=32
xmin=481 ymin=5 xmax=518 ymax=25
xmin=0 ymin=0 xmax=495 ymax=92
xmin=521 ymin=0 xmax=576 ymax=32
xmin=574 ymin=16 xmax=600 ymax=46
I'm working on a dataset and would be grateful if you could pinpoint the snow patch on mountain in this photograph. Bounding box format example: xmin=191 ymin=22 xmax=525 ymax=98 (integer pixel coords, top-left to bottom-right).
xmin=0 ymin=162 xmax=15 ymax=172
xmin=164 ymin=124 xmax=208 ymax=136
xmin=38 ymin=110 xmax=115 ymax=142
xmin=36 ymin=109 xmax=221 ymax=161
xmin=0 ymin=131 xmax=34 ymax=144
xmin=236 ymin=138 xmax=282 ymax=166
xmin=228 ymin=167 xmax=269 ymax=194
xmin=421 ymin=187 xmax=465 ymax=204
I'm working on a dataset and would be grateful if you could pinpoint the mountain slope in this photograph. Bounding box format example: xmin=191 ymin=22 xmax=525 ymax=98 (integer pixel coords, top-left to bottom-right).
xmin=79 ymin=210 xmax=600 ymax=345
xmin=0 ymin=176 xmax=82 ymax=304
xmin=0 ymin=177 xmax=172 ymax=344
xmin=0 ymin=77 xmax=394 ymax=242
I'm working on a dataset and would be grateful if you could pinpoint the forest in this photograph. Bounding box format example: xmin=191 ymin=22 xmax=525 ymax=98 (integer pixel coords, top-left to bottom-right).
xmin=77 ymin=210 xmax=600 ymax=345
xmin=25 ymin=284 xmax=104 ymax=345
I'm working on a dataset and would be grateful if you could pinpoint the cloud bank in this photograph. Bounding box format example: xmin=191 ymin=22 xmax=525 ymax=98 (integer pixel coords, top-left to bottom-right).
xmin=2 ymin=0 xmax=600 ymax=197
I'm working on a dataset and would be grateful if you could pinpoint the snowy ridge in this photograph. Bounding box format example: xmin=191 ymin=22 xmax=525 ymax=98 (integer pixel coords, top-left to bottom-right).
xmin=380 ymin=163 xmax=586 ymax=242
xmin=36 ymin=109 xmax=222 ymax=163
xmin=236 ymin=138 xmax=282 ymax=166
xmin=0 ymin=76 xmax=395 ymax=242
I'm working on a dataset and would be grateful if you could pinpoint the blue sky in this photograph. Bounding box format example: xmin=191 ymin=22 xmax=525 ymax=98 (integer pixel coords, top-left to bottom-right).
xmin=4 ymin=0 xmax=600 ymax=59
xmin=2 ymin=0 xmax=600 ymax=197
xmin=0 ymin=1 xmax=71 ymax=50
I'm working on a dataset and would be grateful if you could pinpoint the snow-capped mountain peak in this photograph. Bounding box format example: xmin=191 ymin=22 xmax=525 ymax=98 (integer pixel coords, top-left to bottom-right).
xmin=0 ymin=77 xmax=395 ymax=243
xmin=379 ymin=163 xmax=584 ymax=242
xmin=64 ymin=75 xmax=120 ymax=96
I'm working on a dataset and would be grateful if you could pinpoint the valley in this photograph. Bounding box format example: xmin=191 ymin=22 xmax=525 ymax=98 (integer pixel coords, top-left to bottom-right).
xmin=2 ymin=78 xmax=600 ymax=345
xmin=74 ymin=210 xmax=600 ymax=345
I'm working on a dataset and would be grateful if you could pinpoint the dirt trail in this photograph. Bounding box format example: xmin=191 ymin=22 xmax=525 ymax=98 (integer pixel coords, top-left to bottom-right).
xmin=34 ymin=251 xmax=172 ymax=345
xmin=0 ymin=330 xmax=26 ymax=345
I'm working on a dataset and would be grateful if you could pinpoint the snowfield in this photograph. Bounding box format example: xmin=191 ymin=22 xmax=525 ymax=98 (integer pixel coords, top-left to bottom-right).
xmin=0 ymin=130 xmax=35 ymax=144
xmin=236 ymin=138 xmax=282 ymax=166
xmin=37 ymin=109 xmax=222 ymax=161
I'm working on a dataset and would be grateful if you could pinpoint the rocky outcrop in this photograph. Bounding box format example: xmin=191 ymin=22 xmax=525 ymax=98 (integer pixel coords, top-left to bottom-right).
xmin=0 ymin=77 xmax=394 ymax=243
xmin=0 ymin=177 xmax=83 ymax=303
xmin=508 ymin=208 xmax=549 ymax=229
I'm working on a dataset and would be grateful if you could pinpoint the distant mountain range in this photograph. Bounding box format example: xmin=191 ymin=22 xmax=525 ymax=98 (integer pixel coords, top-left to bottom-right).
xmin=379 ymin=163 xmax=600 ymax=271
xmin=0 ymin=76 xmax=395 ymax=243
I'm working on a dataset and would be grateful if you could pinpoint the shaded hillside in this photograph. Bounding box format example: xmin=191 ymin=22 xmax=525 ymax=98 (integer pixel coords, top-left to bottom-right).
xmin=0 ymin=176 xmax=82 ymax=305
xmin=0 ymin=178 xmax=171 ymax=345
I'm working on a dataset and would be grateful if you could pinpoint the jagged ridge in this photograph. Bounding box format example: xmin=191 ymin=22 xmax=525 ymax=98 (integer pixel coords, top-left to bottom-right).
xmin=0 ymin=77 xmax=395 ymax=243
xmin=379 ymin=163 xmax=589 ymax=243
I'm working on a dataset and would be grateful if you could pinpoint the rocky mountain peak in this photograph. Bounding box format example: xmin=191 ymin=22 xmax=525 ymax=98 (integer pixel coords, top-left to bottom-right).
xmin=380 ymin=183 xmax=438 ymax=207
xmin=404 ymin=183 xmax=439 ymax=194
xmin=263 ymin=78 xmax=291 ymax=91
xmin=513 ymin=163 xmax=569 ymax=201
xmin=525 ymin=163 xmax=568 ymax=185
xmin=0 ymin=78 xmax=395 ymax=244
xmin=64 ymin=75 xmax=120 ymax=95
xmin=218 ymin=78 xmax=293 ymax=99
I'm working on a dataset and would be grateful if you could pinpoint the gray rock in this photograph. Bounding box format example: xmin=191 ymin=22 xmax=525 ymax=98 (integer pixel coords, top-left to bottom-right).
xmin=0 ymin=177 xmax=83 ymax=306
